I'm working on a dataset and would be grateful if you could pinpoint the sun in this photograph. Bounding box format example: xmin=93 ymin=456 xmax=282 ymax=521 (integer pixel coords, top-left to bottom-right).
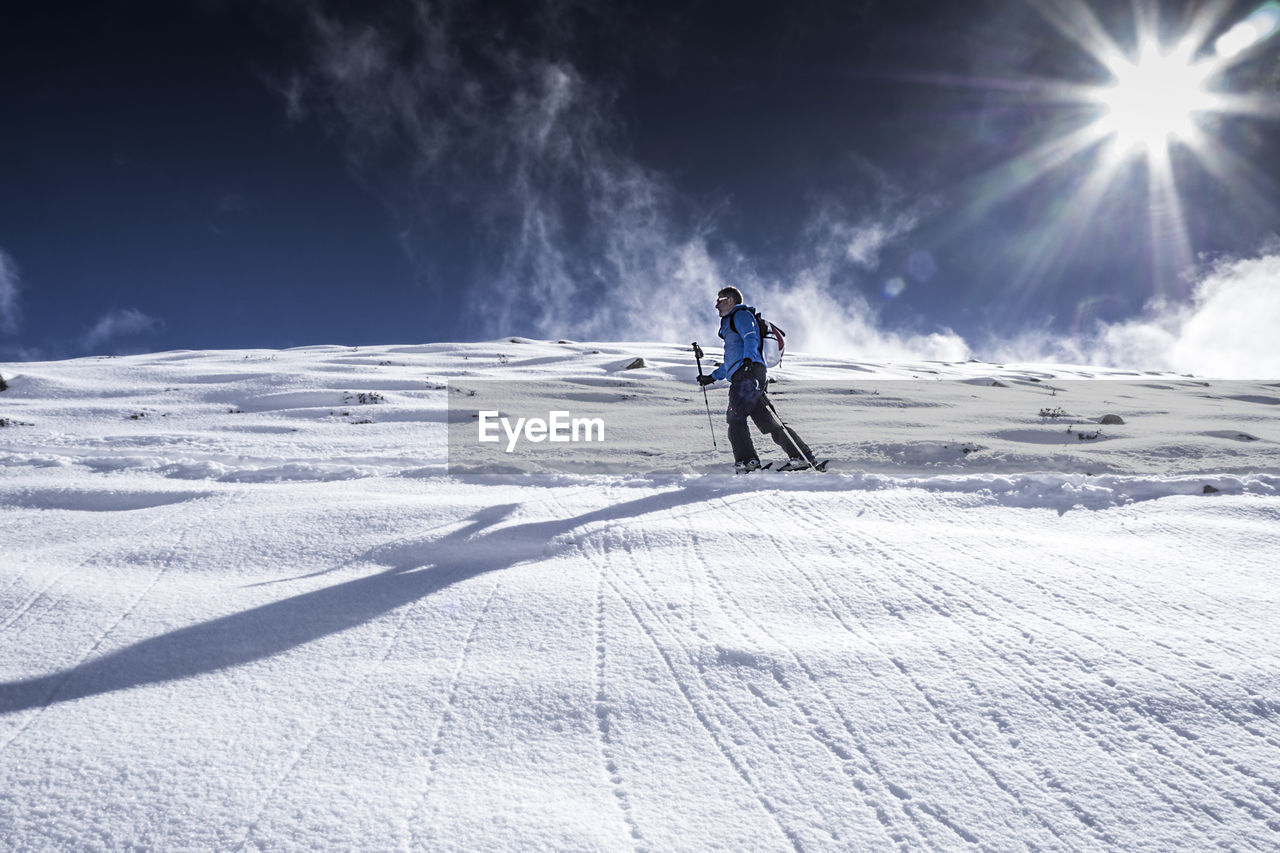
xmin=931 ymin=1 xmax=1280 ymax=303
xmin=1095 ymin=45 xmax=1215 ymax=154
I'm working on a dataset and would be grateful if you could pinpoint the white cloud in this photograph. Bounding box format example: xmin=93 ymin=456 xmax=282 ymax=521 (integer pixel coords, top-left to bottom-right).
xmin=985 ymin=250 xmax=1280 ymax=378
xmin=1166 ymin=253 xmax=1280 ymax=377
xmin=0 ymin=247 xmax=21 ymax=334
xmin=82 ymin=309 xmax=161 ymax=353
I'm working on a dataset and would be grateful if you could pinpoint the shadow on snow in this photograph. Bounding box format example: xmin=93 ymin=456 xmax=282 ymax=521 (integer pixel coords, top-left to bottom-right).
xmin=0 ymin=487 xmax=712 ymax=715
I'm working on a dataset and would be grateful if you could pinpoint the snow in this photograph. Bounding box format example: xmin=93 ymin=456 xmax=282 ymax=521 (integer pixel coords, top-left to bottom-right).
xmin=1 ymin=340 xmax=1279 ymax=850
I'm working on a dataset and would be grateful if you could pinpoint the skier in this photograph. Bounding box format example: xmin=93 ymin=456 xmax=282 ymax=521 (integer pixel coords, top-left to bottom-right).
xmin=697 ymin=287 xmax=816 ymax=473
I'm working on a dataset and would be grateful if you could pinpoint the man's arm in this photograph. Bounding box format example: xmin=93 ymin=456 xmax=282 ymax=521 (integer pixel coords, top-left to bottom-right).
xmin=739 ymin=311 xmax=761 ymax=366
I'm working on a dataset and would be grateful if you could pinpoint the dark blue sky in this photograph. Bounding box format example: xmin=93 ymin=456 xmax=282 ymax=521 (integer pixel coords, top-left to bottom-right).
xmin=2 ymin=0 xmax=1278 ymax=361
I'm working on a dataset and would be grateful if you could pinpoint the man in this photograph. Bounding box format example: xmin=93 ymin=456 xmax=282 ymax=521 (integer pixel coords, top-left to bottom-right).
xmin=697 ymin=287 xmax=816 ymax=473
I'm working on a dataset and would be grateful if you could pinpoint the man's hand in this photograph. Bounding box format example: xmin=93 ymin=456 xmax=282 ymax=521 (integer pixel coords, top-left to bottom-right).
xmin=697 ymin=374 xmax=715 ymax=387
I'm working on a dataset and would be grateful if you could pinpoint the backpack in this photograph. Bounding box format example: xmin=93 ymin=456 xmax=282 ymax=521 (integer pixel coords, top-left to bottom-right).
xmin=729 ymin=306 xmax=786 ymax=368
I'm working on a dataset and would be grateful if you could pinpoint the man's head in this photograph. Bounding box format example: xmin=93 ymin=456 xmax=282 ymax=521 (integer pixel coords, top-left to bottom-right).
xmin=716 ymin=286 xmax=742 ymax=318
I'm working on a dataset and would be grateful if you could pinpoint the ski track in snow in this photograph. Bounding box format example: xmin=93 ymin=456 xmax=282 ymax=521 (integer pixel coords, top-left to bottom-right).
xmin=907 ymin=512 xmax=1260 ymax=840
xmin=819 ymin=495 xmax=1280 ymax=849
xmin=606 ymin=570 xmax=806 ymax=852
xmin=852 ymin=526 xmax=1193 ymax=847
xmin=683 ymin=506 xmax=916 ymax=847
xmin=231 ymin=575 xmax=430 ymax=853
xmin=408 ymin=571 xmax=506 ymax=848
xmin=696 ymin=495 xmax=1001 ymax=850
xmin=599 ymin=520 xmax=801 ymax=850
xmin=592 ymin=540 xmax=647 ymax=848
xmin=908 ymin=508 xmax=1280 ymax=815
xmin=2 ymin=342 xmax=1280 ymax=850
xmin=743 ymin=511 xmax=1033 ymax=846
xmin=584 ymin=506 xmax=815 ymax=850
xmin=0 ymin=514 xmax=204 ymax=757
xmin=784 ymin=529 xmax=1075 ymax=850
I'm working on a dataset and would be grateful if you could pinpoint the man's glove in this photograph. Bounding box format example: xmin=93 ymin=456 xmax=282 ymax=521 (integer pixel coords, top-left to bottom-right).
xmin=697 ymin=374 xmax=715 ymax=386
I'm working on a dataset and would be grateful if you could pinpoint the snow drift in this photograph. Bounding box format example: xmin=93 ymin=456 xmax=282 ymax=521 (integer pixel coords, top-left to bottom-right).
xmin=1 ymin=341 xmax=1278 ymax=850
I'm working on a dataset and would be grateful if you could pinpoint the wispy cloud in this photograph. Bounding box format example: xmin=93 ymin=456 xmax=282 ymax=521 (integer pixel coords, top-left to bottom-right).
xmin=0 ymin=247 xmax=21 ymax=335
xmin=757 ymin=200 xmax=969 ymax=362
xmin=82 ymin=309 xmax=162 ymax=353
xmin=801 ymin=194 xmax=924 ymax=272
xmin=277 ymin=0 xmax=964 ymax=358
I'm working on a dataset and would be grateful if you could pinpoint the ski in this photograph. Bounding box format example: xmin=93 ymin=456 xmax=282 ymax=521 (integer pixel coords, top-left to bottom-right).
xmin=732 ymin=459 xmax=829 ymax=475
xmin=776 ymin=459 xmax=830 ymax=472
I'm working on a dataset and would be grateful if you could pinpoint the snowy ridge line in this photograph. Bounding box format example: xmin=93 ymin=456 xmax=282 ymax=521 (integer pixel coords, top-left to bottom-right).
xmin=842 ymin=470 xmax=1280 ymax=508
xmin=1 ymin=450 xmax=1274 ymax=511
xmin=0 ymin=452 xmax=439 ymax=482
xmin=450 ymin=470 xmax=1280 ymax=510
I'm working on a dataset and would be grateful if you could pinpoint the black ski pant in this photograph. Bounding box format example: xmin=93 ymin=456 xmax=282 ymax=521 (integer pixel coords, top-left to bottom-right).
xmin=725 ymin=362 xmax=813 ymax=464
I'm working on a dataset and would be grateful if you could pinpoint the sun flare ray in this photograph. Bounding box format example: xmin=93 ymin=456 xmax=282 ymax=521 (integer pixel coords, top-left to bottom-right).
xmin=945 ymin=0 xmax=1280 ymax=308
xmin=1003 ymin=152 xmax=1129 ymax=323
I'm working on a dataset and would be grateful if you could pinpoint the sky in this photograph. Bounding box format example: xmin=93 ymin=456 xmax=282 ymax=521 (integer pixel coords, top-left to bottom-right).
xmin=2 ymin=0 xmax=1279 ymax=375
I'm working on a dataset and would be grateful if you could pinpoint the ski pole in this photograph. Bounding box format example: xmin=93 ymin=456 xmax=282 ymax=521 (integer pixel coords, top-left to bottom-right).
xmin=762 ymin=396 xmax=822 ymax=471
xmin=691 ymin=342 xmax=717 ymax=450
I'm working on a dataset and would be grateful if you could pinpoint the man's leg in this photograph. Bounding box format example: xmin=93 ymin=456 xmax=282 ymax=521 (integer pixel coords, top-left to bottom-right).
xmin=751 ymin=395 xmax=812 ymax=461
xmin=727 ymin=418 xmax=756 ymax=463
xmin=727 ymin=369 xmax=763 ymax=463
xmin=773 ymin=420 xmax=814 ymax=461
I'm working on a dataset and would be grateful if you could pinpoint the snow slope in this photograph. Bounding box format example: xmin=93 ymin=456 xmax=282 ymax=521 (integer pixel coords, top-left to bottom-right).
xmin=1 ymin=341 xmax=1279 ymax=851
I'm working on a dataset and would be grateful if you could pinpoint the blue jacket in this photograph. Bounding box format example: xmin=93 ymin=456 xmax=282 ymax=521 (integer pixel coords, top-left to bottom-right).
xmin=712 ymin=305 xmax=760 ymax=381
